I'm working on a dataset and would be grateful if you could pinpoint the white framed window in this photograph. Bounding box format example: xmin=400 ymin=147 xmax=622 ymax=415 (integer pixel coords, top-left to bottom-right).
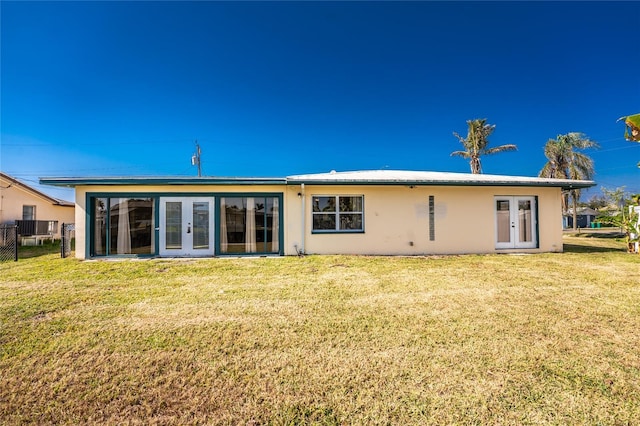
xmin=22 ymin=205 xmax=36 ymax=220
xmin=312 ymin=195 xmax=364 ymax=233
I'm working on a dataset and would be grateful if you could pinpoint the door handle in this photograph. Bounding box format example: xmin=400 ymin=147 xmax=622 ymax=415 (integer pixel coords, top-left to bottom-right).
xmin=187 ymin=223 xmax=191 ymax=234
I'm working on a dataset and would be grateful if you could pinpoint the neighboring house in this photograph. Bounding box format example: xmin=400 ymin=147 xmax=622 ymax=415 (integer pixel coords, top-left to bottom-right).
xmin=1 ymin=172 xmax=75 ymax=242
xmin=40 ymin=169 xmax=595 ymax=259
xmin=563 ymin=207 xmax=599 ymax=229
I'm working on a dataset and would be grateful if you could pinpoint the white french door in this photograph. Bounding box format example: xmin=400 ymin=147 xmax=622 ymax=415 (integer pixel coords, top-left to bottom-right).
xmin=495 ymin=196 xmax=537 ymax=249
xmin=159 ymin=197 xmax=215 ymax=256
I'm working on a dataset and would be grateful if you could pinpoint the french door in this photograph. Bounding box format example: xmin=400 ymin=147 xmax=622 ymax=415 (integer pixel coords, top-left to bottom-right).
xmin=159 ymin=197 xmax=215 ymax=256
xmin=495 ymin=196 xmax=537 ymax=249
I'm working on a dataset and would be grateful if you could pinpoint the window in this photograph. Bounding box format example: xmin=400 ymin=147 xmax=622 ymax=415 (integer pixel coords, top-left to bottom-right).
xmin=47 ymin=221 xmax=58 ymax=235
xmin=312 ymin=195 xmax=363 ymax=232
xmin=22 ymin=205 xmax=35 ymax=220
xmin=219 ymin=196 xmax=280 ymax=254
xmin=92 ymin=197 xmax=155 ymax=256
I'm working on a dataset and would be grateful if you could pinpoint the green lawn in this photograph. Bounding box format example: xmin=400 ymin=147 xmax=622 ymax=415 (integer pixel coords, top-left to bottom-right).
xmin=1 ymin=237 xmax=639 ymax=425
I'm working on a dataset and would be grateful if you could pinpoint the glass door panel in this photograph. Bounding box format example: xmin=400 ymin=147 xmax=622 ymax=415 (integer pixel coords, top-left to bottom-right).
xmin=92 ymin=197 xmax=154 ymax=256
xmin=219 ymin=196 xmax=281 ymax=255
xmin=165 ymin=202 xmax=182 ymax=250
xmin=518 ymin=200 xmax=533 ymax=243
xmin=192 ymin=202 xmax=210 ymax=250
xmin=220 ymin=197 xmax=246 ymax=254
xmin=496 ymin=199 xmax=511 ymax=244
xmin=93 ymin=198 xmax=107 ymax=255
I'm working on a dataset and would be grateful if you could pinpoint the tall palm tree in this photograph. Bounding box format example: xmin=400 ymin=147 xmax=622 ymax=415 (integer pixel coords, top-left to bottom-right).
xmin=539 ymin=132 xmax=598 ymax=230
xmin=451 ymin=119 xmax=517 ymax=174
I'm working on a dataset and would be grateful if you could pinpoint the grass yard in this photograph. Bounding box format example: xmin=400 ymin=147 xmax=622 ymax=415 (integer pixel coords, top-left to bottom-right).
xmin=1 ymin=237 xmax=639 ymax=425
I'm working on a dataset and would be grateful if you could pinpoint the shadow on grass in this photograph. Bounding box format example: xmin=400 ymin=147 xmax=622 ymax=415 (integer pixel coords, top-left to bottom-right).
xmin=564 ymin=230 xmax=625 ymax=238
xmin=563 ymin=230 xmax=630 ymax=253
xmin=18 ymin=242 xmax=64 ymax=259
xmin=563 ymin=243 xmax=626 ymax=254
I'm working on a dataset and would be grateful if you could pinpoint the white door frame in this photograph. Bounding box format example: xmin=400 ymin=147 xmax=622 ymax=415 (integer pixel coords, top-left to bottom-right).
xmin=495 ymin=196 xmax=537 ymax=250
xmin=159 ymin=197 xmax=215 ymax=256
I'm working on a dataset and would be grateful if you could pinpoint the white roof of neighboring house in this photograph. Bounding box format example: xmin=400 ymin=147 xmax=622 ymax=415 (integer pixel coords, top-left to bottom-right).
xmin=565 ymin=207 xmax=600 ymax=216
xmin=287 ymin=170 xmax=595 ymax=190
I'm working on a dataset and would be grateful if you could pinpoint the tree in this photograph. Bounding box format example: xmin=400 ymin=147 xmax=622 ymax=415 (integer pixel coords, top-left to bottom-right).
xmin=539 ymin=132 xmax=598 ymax=230
xmin=451 ymin=119 xmax=517 ymax=174
xmin=601 ymin=186 xmax=630 ymax=211
xmin=596 ymin=187 xmax=640 ymax=253
xmin=584 ymin=194 xmax=608 ymax=210
xmin=618 ymin=113 xmax=640 ymax=142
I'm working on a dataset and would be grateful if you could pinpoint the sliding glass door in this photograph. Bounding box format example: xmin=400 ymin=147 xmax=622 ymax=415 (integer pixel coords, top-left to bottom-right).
xmin=219 ymin=196 xmax=280 ymax=255
xmin=92 ymin=197 xmax=155 ymax=256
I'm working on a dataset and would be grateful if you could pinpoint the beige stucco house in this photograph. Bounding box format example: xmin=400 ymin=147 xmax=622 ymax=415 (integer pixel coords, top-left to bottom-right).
xmin=40 ymin=170 xmax=594 ymax=259
xmin=1 ymin=172 xmax=75 ymax=241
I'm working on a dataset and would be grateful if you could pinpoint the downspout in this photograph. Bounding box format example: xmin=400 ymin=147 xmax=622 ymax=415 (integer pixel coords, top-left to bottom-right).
xmin=300 ymin=183 xmax=305 ymax=255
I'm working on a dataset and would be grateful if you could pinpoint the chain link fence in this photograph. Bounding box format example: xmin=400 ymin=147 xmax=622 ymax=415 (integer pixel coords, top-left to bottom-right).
xmin=61 ymin=223 xmax=75 ymax=258
xmin=0 ymin=225 xmax=18 ymax=262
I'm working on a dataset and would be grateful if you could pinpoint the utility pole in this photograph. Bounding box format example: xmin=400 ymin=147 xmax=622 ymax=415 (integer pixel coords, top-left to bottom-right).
xmin=191 ymin=140 xmax=202 ymax=177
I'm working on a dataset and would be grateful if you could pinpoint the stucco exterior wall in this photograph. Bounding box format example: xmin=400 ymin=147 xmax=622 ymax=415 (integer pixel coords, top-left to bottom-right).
xmin=284 ymin=184 xmax=563 ymax=255
xmin=73 ymin=183 xmax=564 ymax=259
xmin=73 ymin=184 xmax=287 ymax=259
xmin=0 ymin=177 xmax=74 ymax=238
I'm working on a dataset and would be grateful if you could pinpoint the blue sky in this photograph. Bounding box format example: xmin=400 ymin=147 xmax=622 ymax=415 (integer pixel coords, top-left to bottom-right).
xmin=2 ymin=1 xmax=639 ymax=202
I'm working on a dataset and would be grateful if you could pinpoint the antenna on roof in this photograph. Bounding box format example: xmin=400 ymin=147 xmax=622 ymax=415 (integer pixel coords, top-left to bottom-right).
xmin=191 ymin=140 xmax=202 ymax=177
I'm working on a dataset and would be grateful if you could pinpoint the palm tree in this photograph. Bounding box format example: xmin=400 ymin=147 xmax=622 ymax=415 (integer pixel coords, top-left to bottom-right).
xmin=539 ymin=132 xmax=598 ymax=230
xmin=617 ymin=113 xmax=640 ymax=168
xmin=618 ymin=113 xmax=640 ymax=142
xmin=451 ymin=119 xmax=517 ymax=174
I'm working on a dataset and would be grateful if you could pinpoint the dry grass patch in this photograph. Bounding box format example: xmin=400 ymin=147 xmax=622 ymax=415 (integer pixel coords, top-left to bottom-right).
xmin=1 ymin=236 xmax=639 ymax=424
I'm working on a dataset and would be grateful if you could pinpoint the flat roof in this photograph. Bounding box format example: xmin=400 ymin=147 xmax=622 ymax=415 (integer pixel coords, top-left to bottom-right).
xmin=40 ymin=169 xmax=595 ymax=191
xmin=39 ymin=176 xmax=286 ymax=186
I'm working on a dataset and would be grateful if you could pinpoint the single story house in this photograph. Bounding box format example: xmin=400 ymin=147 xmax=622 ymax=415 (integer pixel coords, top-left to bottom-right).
xmin=40 ymin=170 xmax=595 ymax=259
xmin=1 ymin=171 xmax=75 ymax=243
xmin=563 ymin=207 xmax=599 ymax=229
